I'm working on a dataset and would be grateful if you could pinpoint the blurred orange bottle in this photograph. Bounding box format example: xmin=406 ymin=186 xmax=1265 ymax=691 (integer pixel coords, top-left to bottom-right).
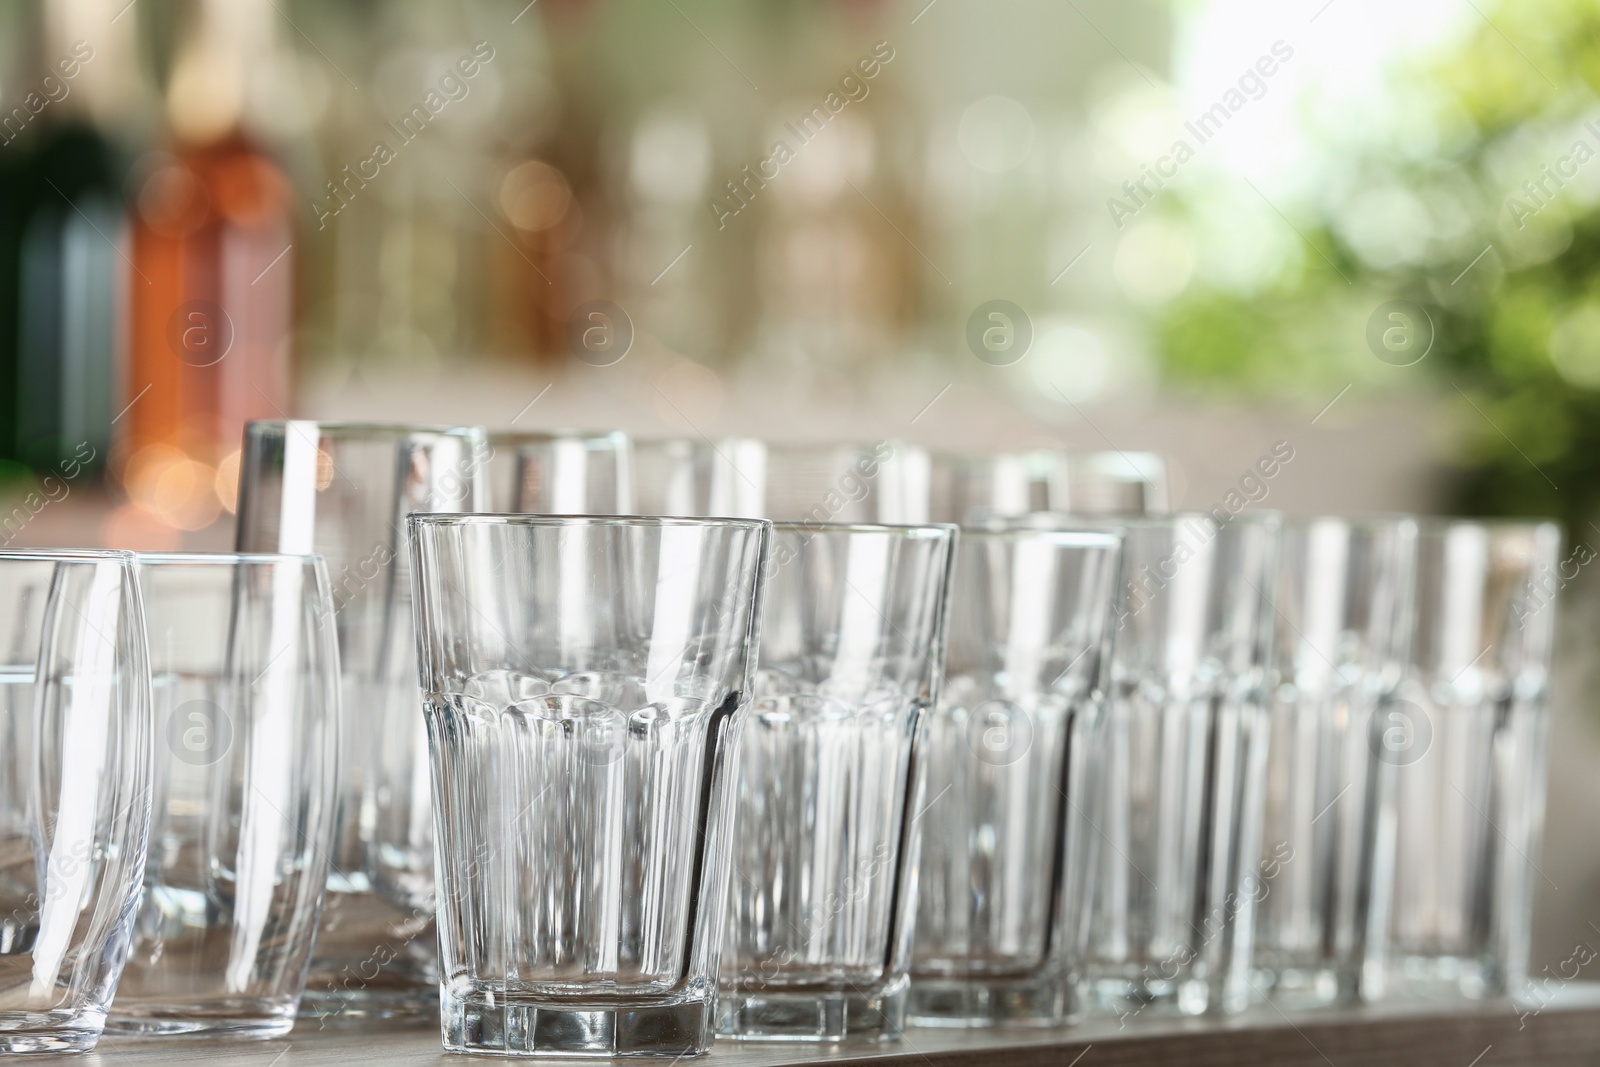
xmin=120 ymin=0 xmax=292 ymax=535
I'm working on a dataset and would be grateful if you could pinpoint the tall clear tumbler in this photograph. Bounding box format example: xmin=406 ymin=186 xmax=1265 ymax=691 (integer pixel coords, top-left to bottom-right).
xmin=109 ymin=553 xmax=341 ymax=1035
xmin=1084 ymin=513 xmax=1279 ymax=1018
xmin=408 ymin=515 xmax=768 ymax=1058
xmin=0 ymin=550 xmax=152 ymax=1052
xmin=1389 ymin=520 xmax=1560 ymax=1000
xmin=720 ymin=523 xmax=955 ymax=1042
xmin=1254 ymin=518 xmax=1417 ymax=1008
xmin=910 ymin=528 xmax=1122 ymax=1027
xmin=235 ymin=421 xmax=489 ymax=1022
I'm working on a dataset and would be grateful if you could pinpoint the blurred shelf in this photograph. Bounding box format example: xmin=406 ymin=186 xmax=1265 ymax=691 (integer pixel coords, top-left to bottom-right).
xmin=82 ymin=985 xmax=1600 ymax=1066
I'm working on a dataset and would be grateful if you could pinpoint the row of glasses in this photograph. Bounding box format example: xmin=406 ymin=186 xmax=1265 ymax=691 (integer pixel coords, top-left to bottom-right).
xmin=0 ymin=549 xmax=340 ymax=1051
xmin=429 ymin=428 xmax=1171 ymax=521
xmin=206 ymin=419 xmax=1558 ymax=1058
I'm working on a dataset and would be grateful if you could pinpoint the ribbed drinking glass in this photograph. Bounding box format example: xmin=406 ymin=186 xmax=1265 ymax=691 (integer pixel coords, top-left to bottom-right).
xmin=1254 ymin=518 xmax=1417 ymax=1007
xmin=1389 ymin=520 xmax=1560 ymax=999
xmin=409 ymin=514 xmax=767 ymax=1058
xmin=910 ymin=527 xmax=1122 ymax=1027
xmin=1084 ymin=513 xmax=1279 ymax=1018
xmin=719 ymin=523 xmax=954 ymax=1042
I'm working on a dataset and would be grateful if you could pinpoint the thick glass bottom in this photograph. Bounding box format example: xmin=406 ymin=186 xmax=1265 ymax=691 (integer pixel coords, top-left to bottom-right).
xmin=0 ymin=1010 xmax=106 ymax=1052
xmin=717 ymin=976 xmax=907 ymax=1042
xmin=106 ymin=1003 xmax=296 ymax=1038
xmin=1085 ymin=969 xmax=1241 ymax=1020
xmin=1389 ymin=953 xmax=1502 ymax=1000
xmin=441 ymin=985 xmax=715 ymax=1058
xmin=1251 ymin=962 xmax=1359 ymax=1009
xmin=907 ymin=973 xmax=1075 ymax=1027
xmin=300 ymin=896 xmax=437 ymax=1026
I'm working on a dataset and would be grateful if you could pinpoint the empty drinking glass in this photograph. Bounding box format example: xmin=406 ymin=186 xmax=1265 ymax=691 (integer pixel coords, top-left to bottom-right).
xmin=409 ymin=514 xmax=768 ymax=1058
xmin=487 ymin=430 xmax=632 ymax=513
xmin=108 ymin=554 xmax=341 ymax=1036
xmin=1083 ymin=513 xmax=1279 ymax=1018
xmin=910 ymin=527 xmax=1122 ymax=1027
xmin=0 ymin=550 xmax=152 ymax=1052
xmin=1254 ymin=518 xmax=1418 ymax=1007
xmin=235 ymin=421 xmax=489 ymax=1022
xmin=720 ymin=523 xmax=955 ymax=1042
xmin=1389 ymin=520 xmax=1560 ymax=1000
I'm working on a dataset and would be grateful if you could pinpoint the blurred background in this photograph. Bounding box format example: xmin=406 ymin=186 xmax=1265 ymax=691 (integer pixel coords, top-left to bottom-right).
xmin=2 ymin=0 xmax=1599 ymax=989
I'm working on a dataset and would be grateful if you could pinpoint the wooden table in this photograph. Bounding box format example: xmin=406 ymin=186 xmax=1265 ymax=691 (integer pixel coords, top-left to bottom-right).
xmin=79 ymin=984 xmax=1600 ymax=1066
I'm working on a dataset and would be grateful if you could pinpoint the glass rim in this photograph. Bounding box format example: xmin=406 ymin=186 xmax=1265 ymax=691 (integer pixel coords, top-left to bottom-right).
xmin=1414 ymin=515 xmax=1561 ymax=533
xmin=135 ymin=551 xmax=325 ymax=567
xmin=984 ymin=509 xmax=1280 ymax=530
xmin=1283 ymin=514 xmax=1421 ymax=531
xmin=0 ymin=547 xmax=135 ymax=563
xmin=770 ymin=521 xmax=956 ymax=539
xmin=409 ymin=512 xmax=769 ymax=532
xmin=957 ymin=526 xmax=1122 ymax=549
xmin=246 ymin=419 xmax=483 ymax=440
xmin=488 ymin=429 xmax=629 ymax=444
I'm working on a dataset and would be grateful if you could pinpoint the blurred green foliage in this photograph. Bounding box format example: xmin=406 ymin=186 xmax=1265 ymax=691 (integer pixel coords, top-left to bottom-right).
xmin=1157 ymin=0 xmax=1600 ymax=535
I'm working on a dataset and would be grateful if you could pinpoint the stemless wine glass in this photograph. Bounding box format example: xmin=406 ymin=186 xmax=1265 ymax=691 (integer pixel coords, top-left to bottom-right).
xmin=1254 ymin=518 xmax=1417 ymax=1008
xmin=910 ymin=527 xmax=1122 ymax=1027
xmin=409 ymin=514 xmax=768 ymax=1058
xmin=487 ymin=430 xmax=632 ymax=513
xmin=1084 ymin=513 xmax=1279 ymax=1019
xmin=235 ymin=420 xmax=488 ymax=1023
xmin=0 ymin=550 xmax=152 ymax=1052
xmin=720 ymin=523 xmax=955 ymax=1042
xmin=1389 ymin=520 xmax=1560 ymax=1000
xmin=108 ymin=553 xmax=340 ymax=1036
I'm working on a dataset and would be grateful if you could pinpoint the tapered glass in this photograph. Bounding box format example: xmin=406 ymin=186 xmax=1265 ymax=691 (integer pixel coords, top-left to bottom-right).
xmin=0 ymin=550 xmax=152 ymax=1052
xmin=1083 ymin=513 xmax=1279 ymax=1018
xmin=409 ymin=514 xmax=767 ymax=1058
xmin=720 ymin=523 xmax=954 ymax=1042
xmin=1254 ymin=518 xmax=1417 ymax=1008
xmin=234 ymin=420 xmax=488 ymax=1022
xmin=1389 ymin=520 xmax=1560 ymax=1000
xmin=109 ymin=553 xmax=340 ymax=1036
xmin=910 ymin=528 xmax=1121 ymax=1027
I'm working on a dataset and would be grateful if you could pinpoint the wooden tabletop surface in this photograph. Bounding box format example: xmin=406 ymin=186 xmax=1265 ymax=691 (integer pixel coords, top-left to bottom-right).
xmin=75 ymin=984 xmax=1600 ymax=1066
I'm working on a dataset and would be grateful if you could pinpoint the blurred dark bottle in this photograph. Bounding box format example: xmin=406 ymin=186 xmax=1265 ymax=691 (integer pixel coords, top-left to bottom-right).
xmin=121 ymin=0 xmax=293 ymax=532
xmin=0 ymin=5 xmax=121 ymax=476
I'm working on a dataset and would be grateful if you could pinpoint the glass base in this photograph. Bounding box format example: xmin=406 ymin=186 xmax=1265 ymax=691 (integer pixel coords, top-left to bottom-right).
xmin=441 ymin=986 xmax=714 ymax=1058
xmin=1086 ymin=972 xmax=1230 ymax=1020
xmin=106 ymin=1006 xmax=296 ymax=1038
xmin=907 ymin=973 xmax=1075 ymax=1027
xmin=1251 ymin=963 xmax=1358 ymax=1009
xmin=0 ymin=1010 xmax=106 ymax=1052
xmin=300 ymin=897 xmax=437 ymax=1026
xmin=1389 ymin=953 xmax=1502 ymax=1000
xmin=717 ymin=977 xmax=907 ymax=1042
